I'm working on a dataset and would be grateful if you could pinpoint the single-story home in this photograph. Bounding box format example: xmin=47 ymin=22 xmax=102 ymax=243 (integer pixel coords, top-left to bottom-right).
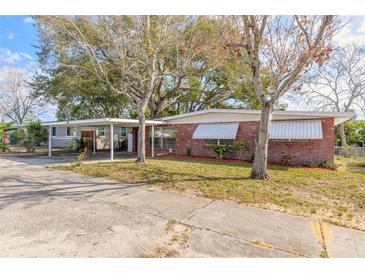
xmin=23 ymin=109 xmax=354 ymax=165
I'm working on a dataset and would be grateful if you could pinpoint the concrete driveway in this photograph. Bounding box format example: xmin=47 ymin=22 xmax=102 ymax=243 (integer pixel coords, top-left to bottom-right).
xmin=0 ymin=155 xmax=364 ymax=258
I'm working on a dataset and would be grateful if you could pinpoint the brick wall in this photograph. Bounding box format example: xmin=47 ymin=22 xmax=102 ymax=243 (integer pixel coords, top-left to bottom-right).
xmin=146 ymin=118 xmax=335 ymax=165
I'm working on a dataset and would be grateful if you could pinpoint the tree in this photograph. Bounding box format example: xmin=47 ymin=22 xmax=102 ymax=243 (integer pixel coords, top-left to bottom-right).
xmin=32 ymin=62 xmax=131 ymax=120
xmin=26 ymin=120 xmax=48 ymax=146
xmin=14 ymin=120 xmax=48 ymax=152
xmin=0 ymin=67 xmax=42 ymax=124
xmin=0 ymin=122 xmax=11 ymax=152
xmin=36 ymin=16 xmax=206 ymax=163
xmin=230 ymin=16 xmax=339 ymax=179
xmin=295 ymin=44 xmax=365 ymax=146
xmin=337 ymin=120 xmax=365 ymax=146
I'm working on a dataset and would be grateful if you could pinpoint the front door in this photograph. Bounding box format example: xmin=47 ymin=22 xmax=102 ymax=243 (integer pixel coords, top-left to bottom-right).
xmin=81 ymin=130 xmax=94 ymax=150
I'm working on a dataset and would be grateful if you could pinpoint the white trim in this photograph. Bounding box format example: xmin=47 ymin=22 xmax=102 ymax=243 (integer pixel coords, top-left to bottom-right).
xmin=159 ymin=109 xmax=355 ymax=126
xmin=51 ymin=136 xmax=76 ymax=139
xmin=48 ymin=127 xmax=52 ymax=157
xmin=110 ymin=123 xmax=114 ymax=161
xmin=151 ymin=125 xmax=154 ymax=157
xmin=93 ymin=129 xmax=96 ymax=155
xmin=41 ymin=118 xmax=163 ymax=127
xmin=160 ymin=109 xmax=355 ymax=121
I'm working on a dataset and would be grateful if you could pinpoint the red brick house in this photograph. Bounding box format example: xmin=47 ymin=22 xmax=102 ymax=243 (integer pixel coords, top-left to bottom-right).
xmin=28 ymin=109 xmax=353 ymax=165
xmin=145 ymin=109 xmax=354 ymax=165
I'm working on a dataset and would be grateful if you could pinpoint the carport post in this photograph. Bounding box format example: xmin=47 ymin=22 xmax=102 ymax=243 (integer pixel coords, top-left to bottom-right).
xmin=93 ymin=128 xmax=96 ymax=155
xmin=48 ymin=126 xmax=52 ymax=157
xmin=110 ymin=124 xmax=114 ymax=161
xmin=151 ymin=125 xmax=154 ymax=157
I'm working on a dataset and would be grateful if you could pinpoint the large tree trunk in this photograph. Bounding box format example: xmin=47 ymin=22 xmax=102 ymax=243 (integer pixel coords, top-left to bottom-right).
xmin=339 ymin=123 xmax=347 ymax=147
xmin=136 ymin=104 xmax=146 ymax=164
xmin=250 ymin=104 xmax=272 ymax=180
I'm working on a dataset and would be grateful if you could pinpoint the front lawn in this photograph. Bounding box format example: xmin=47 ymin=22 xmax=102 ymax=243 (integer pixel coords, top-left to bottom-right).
xmin=56 ymin=156 xmax=365 ymax=230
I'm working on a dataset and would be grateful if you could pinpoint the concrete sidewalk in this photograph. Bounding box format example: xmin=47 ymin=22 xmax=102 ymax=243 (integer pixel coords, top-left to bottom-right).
xmin=0 ymin=156 xmax=364 ymax=257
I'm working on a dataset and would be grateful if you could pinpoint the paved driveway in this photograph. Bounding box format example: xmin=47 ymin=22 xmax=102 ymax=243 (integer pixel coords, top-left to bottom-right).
xmin=0 ymin=156 xmax=364 ymax=257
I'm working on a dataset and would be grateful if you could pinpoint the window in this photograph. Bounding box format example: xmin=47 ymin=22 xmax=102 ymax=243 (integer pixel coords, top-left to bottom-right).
xmin=66 ymin=127 xmax=76 ymax=137
xmin=52 ymin=127 xmax=56 ymax=136
xmin=120 ymin=127 xmax=127 ymax=137
xmin=162 ymin=127 xmax=176 ymax=148
xmin=97 ymin=127 xmax=106 ymax=137
xmin=219 ymin=139 xmax=234 ymax=145
xmin=149 ymin=127 xmax=176 ymax=149
xmin=205 ymin=139 xmax=218 ymax=146
xmin=205 ymin=139 xmax=233 ymax=146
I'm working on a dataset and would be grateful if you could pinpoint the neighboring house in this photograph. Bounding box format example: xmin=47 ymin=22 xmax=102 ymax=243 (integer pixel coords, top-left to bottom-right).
xmin=17 ymin=109 xmax=354 ymax=165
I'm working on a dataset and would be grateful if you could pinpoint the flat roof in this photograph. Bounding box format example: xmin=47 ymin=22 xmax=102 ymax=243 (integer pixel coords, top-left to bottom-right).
xmin=16 ymin=118 xmax=163 ymax=128
xmin=159 ymin=109 xmax=355 ymax=121
xmin=157 ymin=109 xmax=355 ymax=126
xmin=12 ymin=109 xmax=355 ymax=128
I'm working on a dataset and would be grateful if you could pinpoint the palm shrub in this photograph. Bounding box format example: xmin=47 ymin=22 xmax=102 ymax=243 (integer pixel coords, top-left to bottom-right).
xmin=212 ymin=144 xmax=232 ymax=160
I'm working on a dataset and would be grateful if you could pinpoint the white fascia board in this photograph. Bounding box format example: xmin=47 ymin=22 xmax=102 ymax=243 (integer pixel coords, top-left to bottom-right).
xmin=41 ymin=118 xmax=163 ymax=127
xmin=159 ymin=109 xmax=355 ymax=125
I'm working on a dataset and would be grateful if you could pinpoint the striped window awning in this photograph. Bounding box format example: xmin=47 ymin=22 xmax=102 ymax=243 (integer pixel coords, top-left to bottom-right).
xmin=193 ymin=123 xmax=239 ymax=139
xmin=269 ymin=120 xmax=323 ymax=140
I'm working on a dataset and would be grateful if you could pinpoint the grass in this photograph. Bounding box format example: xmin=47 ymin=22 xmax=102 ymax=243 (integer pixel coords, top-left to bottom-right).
xmin=56 ymin=155 xmax=365 ymax=231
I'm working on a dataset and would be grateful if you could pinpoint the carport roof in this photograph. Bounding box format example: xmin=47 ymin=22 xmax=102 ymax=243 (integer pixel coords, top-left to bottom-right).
xmin=37 ymin=118 xmax=163 ymax=127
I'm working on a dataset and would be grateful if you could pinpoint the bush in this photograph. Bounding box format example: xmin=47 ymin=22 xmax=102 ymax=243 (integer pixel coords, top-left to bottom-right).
xmin=212 ymin=144 xmax=232 ymax=160
xmin=318 ymin=161 xmax=340 ymax=170
xmin=186 ymin=147 xmax=192 ymax=156
xmin=22 ymin=133 xmax=37 ymax=152
xmin=26 ymin=121 xmax=48 ymax=146
xmin=10 ymin=129 xmax=25 ymax=145
xmin=232 ymin=139 xmax=248 ymax=160
xmin=71 ymin=138 xmax=85 ymax=152
xmin=75 ymin=148 xmax=88 ymax=166
xmin=280 ymin=153 xmax=296 ymax=166
xmin=0 ymin=142 xmax=10 ymax=152
xmin=0 ymin=122 xmax=11 ymax=152
xmin=13 ymin=121 xmax=48 ymax=152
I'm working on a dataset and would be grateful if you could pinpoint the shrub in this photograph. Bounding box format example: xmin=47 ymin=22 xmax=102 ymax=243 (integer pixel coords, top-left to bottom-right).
xmin=0 ymin=142 xmax=10 ymax=152
xmin=14 ymin=121 xmax=48 ymax=152
xmin=318 ymin=161 xmax=340 ymax=170
xmin=22 ymin=133 xmax=37 ymax=152
xmin=71 ymin=138 xmax=85 ymax=152
xmin=26 ymin=121 xmax=48 ymax=146
xmin=280 ymin=153 xmax=296 ymax=166
xmin=0 ymin=122 xmax=11 ymax=152
xmin=10 ymin=129 xmax=25 ymax=144
xmin=75 ymin=148 xmax=88 ymax=166
xmin=186 ymin=147 xmax=192 ymax=156
xmin=212 ymin=144 xmax=232 ymax=160
xmin=232 ymin=139 xmax=248 ymax=160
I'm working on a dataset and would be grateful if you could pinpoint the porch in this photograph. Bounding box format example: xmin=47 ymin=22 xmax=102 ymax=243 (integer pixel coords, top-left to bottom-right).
xmin=44 ymin=118 xmax=163 ymax=161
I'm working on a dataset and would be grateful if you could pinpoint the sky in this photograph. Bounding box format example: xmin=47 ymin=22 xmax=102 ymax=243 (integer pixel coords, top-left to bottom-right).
xmin=1 ymin=16 xmax=365 ymax=121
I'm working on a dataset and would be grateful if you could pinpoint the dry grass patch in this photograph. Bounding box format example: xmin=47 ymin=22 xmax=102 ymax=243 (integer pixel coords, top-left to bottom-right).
xmin=56 ymin=156 xmax=365 ymax=230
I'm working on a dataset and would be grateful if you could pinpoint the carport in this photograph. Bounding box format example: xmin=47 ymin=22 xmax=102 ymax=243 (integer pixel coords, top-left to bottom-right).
xmin=43 ymin=118 xmax=163 ymax=160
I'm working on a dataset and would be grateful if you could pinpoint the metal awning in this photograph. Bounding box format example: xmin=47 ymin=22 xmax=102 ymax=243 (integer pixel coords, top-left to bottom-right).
xmin=269 ymin=120 xmax=323 ymax=139
xmin=193 ymin=122 xmax=239 ymax=139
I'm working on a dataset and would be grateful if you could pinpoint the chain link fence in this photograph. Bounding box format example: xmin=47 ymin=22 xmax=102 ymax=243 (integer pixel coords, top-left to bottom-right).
xmin=334 ymin=146 xmax=365 ymax=157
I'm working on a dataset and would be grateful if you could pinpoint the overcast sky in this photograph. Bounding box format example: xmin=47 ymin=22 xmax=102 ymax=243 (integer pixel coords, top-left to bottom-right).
xmin=1 ymin=16 xmax=365 ymax=121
